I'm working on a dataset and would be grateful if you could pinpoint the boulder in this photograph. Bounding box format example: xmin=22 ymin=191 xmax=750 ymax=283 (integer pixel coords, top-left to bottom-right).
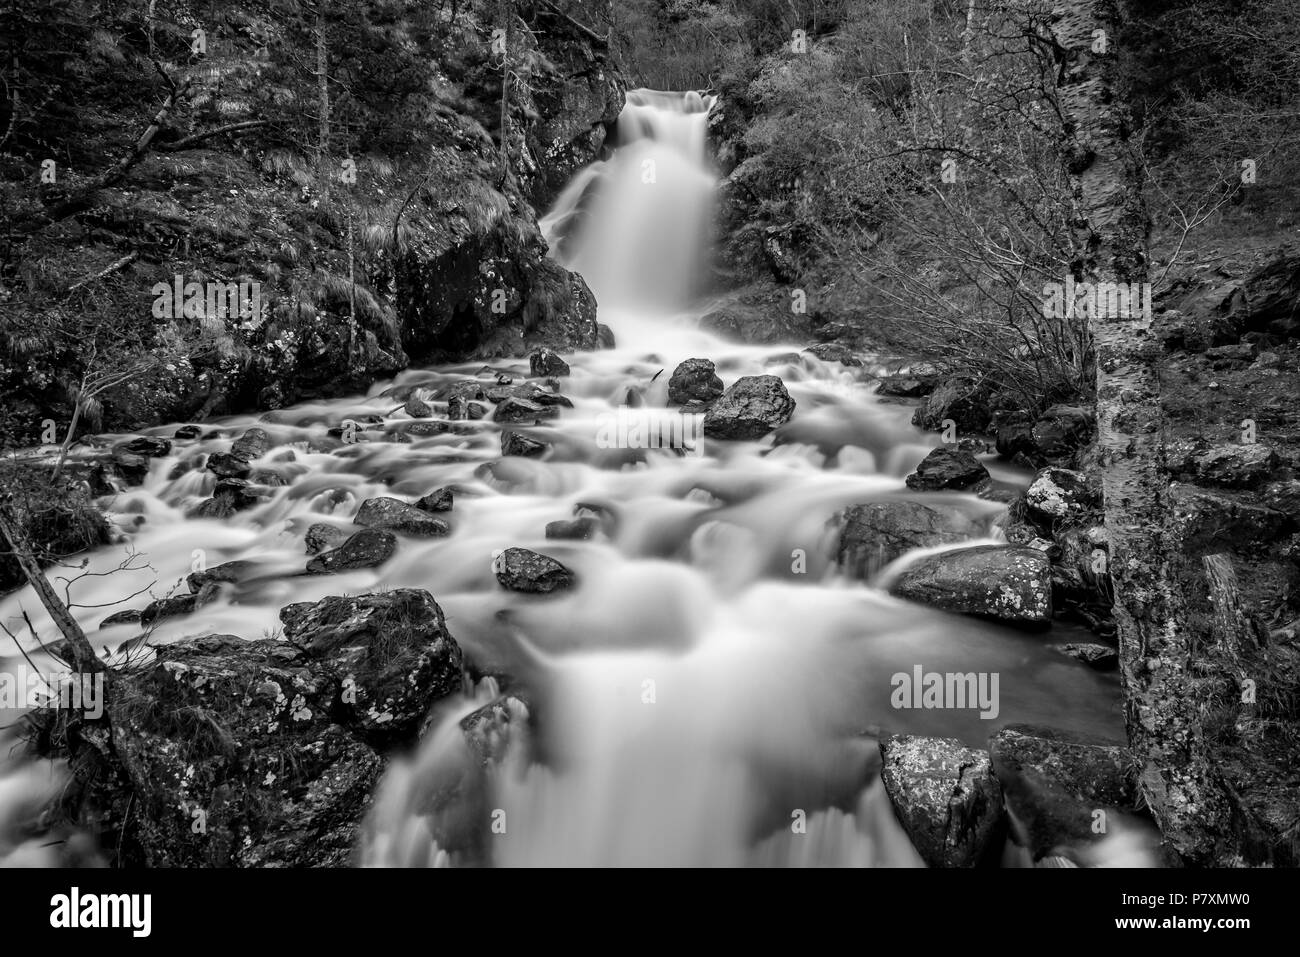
xmin=501 ymin=431 xmax=547 ymax=457
xmin=118 ymin=436 xmax=171 ymax=458
xmin=880 ymin=734 xmax=1003 ymax=868
xmin=494 ymin=547 xmax=576 ymax=594
xmin=911 ymin=377 xmax=991 ymax=434
xmin=1025 ymin=468 xmax=1097 ymax=525
xmin=529 ymin=349 xmax=570 ymax=377
xmin=890 ymin=545 xmax=1052 ymax=624
xmin=837 ymin=501 xmax=977 ymax=579
xmin=415 ymin=487 xmax=454 ymax=513
xmin=1049 ymin=643 xmax=1118 ymax=670
xmin=803 ymin=342 xmax=862 ymax=366
xmin=545 ymin=516 xmax=599 ymax=540
xmin=904 ymin=447 xmax=991 ymax=492
xmin=702 ymin=375 xmax=795 ymax=439
xmin=306 ymin=528 xmax=398 ymax=574
xmin=187 ymin=560 xmax=257 ymax=594
xmin=140 ymin=582 xmax=219 ymax=627
xmin=230 ymin=428 xmax=272 ymax=461
xmin=354 ymin=497 xmax=450 ymax=537
xmin=305 ymin=523 xmax=348 ymax=555
xmin=667 ymin=358 xmax=724 ymax=406
xmin=403 ymin=394 xmax=434 ymax=418
xmin=174 ymin=425 xmax=202 ymax=440
xmin=1030 ymin=405 xmax=1093 ymax=462
xmin=492 ymin=396 xmax=560 ymax=424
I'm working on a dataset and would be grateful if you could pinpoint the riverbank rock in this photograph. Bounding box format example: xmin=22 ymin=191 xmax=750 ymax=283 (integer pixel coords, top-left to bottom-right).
xmin=529 ymin=349 xmax=570 ymax=377
xmin=890 ymin=545 xmax=1052 ymax=624
xmin=702 ymin=375 xmax=795 ymax=439
xmin=880 ymin=735 xmax=1003 ymax=868
xmin=1025 ymin=468 xmax=1097 ymax=525
xmin=912 ymin=377 xmax=992 ymax=434
xmin=668 ymin=358 xmax=724 ymax=405
xmin=1049 ymin=642 xmax=1118 ymax=669
xmin=837 ymin=501 xmax=977 ymax=579
xmin=355 ymin=497 xmax=449 ymax=537
xmin=139 ymin=582 xmax=219 ymax=627
xmin=989 ymin=724 xmax=1140 ymax=861
xmin=904 ymin=447 xmax=991 ymax=492
xmin=494 ymin=547 xmax=576 ymax=593
xmin=1030 ymin=405 xmax=1094 ymax=462
xmin=1169 ymin=440 xmax=1280 ymax=489
xmin=306 ymin=528 xmax=397 ymax=574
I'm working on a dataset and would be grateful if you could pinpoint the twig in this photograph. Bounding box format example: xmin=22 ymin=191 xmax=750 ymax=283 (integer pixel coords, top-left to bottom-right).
xmin=66 ymin=253 xmax=137 ymax=294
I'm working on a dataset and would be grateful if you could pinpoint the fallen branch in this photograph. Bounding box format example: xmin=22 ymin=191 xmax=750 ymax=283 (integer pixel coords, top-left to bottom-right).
xmin=159 ymin=119 xmax=268 ymax=152
xmin=66 ymin=253 xmax=137 ymax=294
xmin=536 ymin=0 xmax=609 ymax=46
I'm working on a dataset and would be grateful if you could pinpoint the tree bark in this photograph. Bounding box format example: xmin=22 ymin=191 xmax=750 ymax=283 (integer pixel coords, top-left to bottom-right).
xmin=1045 ymin=0 xmax=1229 ymax=863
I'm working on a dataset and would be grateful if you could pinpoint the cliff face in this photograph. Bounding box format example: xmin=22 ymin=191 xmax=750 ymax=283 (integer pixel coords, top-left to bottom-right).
xmin=0 ymin=0 xmax=624 ymax=443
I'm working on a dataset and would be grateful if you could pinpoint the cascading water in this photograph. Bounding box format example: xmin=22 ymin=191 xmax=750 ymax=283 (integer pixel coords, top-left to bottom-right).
xmin=0 ymin=90 xmax=1146 ymax=867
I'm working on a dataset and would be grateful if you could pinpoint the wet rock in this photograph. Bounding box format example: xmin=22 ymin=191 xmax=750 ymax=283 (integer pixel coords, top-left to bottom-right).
xmin=205 ymin=452 xmax=250 ymax=480
xmin=597 ymin=323 xmax=616 ymax=349
xmin=107 ymin=448 xmax=152 ymax=485
xmin=494 ymin=547 xmax=576 ymax=594
xmin=501 ymin=431 xmax=547 ymax=457
xmin=1030 ymin=405 xmax=1094 ymax=462
xmin=1049 ymin=643 xmax=1118 ymax=670
xmin=487 ymin=382 xmax=574 ymax=408
xmin=837 ymin=501 xmax=977 ymax=579
xmin=529 ymin=349 xmax=570 ymax=377
xmin=354 ymin=497 xmax=450 ymax=537
xmin=1025 ymin=468 xmax=1097 ymax=525
xmin=279 ymin=588 xmax=464 ymax=743
xmin=306 ymin=528 xmax=398 ymax=574
xmin=401 ymin=420 xmax=452 ymax=438
xmin=911 ymin=378 xmax=992 ymax=434
xmin=230 ymin=428 xmax=272 ymax=461
xmin=1176 ymin=443 xmax=1279 ymax=489
xmin=305 ymin=523 xmax=348 ymax=555
xmin=119 ymin=436 xmax=171 ymax=458
xmin=891 ymin=545 xmax=1052 ymax=624
xmin=904 ymin=447 xmax=991 ymax=492
xmin=139 ymin=582 xmax=219 ymax=627
xmin=187 ymin=560 xmax=257 ymax=594
xmin=403 ymin=394 xmax=434 ymax=418
xmin=492 ymin=396 xmax=560 ymax=424
xmin=880 ymin=734 xmax=1003 ymax=868
xmin=989 ymin=724 xmax=1139 ymax=860
xmin=546 ymin=516 xmax=599 ymax=540
xmin=460 ymin=695 xmax=530 ymax=766
xmin=1050 ymin=527 xmax=1114 ymax=636
xmin=99 ymin=609 xmax=141 ymax=627
xmin=415 ymin=487 xmax=454 ymax=513
xmin=702 ymin=374 xmax=795 ymax=439
xmin=668 ymin=358 xmax=724 ymax=405
xmin=876 ymin=366 xmax=940 ymax=398
xmin=189 ymin=478 xmax=264 ymax=518
xmin=804 ymin=342 xmax=862 ymax=366
xmin=994 ymin=411 xmax=1035 ymax=460
xmin=174 ymin=425 xmax=202 ymax=440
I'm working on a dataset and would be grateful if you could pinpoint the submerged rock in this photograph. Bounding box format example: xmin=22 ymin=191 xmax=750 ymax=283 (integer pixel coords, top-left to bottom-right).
xmin=701 ymin=374 xmax=795 ymax=439
xmin=546 ymin=516 xmax=599 ymax=540
xmin=880 ymin=734 xmax=1003 ymax=868
xmin=890 ymin=545 xmax=1052 ymax=624
xmin=494 ymin=547 xmax=576 ymax=593
xmin=904 ymin=447 xmax=990 ymax=492
xmin=354 ymin=497 xmax=449 ymax=537
xmin=306 ymin=528 xmax=397 ymax=574
xmin=837 ymin=501 xmax=977 ymax=579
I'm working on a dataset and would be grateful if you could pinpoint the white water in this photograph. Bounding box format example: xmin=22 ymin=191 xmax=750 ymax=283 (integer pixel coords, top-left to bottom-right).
xmin=0 ymin=90 xmax=1137 ymax=868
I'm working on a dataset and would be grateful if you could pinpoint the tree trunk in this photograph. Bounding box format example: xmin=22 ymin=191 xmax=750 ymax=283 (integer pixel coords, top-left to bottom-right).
xmin=1045 ymin=0 xmax=1229 ymax=864
xmin=315 ymin=4 xmax=330 ymax=199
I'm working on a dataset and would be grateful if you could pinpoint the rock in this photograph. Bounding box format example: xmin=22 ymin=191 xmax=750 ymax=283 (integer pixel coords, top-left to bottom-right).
xmin=1187 ymin=444 xmax=1279 ymax=489
xmin=404 ymin=394 xmax=434 ymax=417
xmin=1030 ymin=405 xmax=1094 ymax=461
xmin=460 ymin=695 xmax=530 ymax=766
xmin=989 ymin=724 xmax=1139 ymax=860
xmin=354 ymin=497 xmax=450 ymax=537
xmin=904 ymin=447 xmax=991 ymax=492
xmin=107 ymin=448 xmax=151 ymax=485
xmin=189 ymin=478 xmax=264 ymax=518
xmin=529 ymin=349 xmax=570 ymax=377
xmin=487 ymin=382 xmax=574 ymax=408
xmin=891 ymin=545 xmax=1052 ymax=624
xmin=1049 ymin=643 xmax=1119 ymax=669
xmin=415 ymin=487 xmax=454 ymax=513
xmin=668 ymin=358 xmax=724 ymax=405
xmin=545 ymin=516 xmax=599 ymax=540
xmin=279 ymin=589 xmax=463 ymax=743
xmin=1168 ymin=485 xmax=1290 ymax=553
xmin=119 ymin=436 xmax=171 ymax=458
xmin=139 ymin=582 xmax=219 ymax=627
xmin=305 ymin=523 xmax=348 ymax=555
xmin=494 ymin=547 xmax=576 ymax=594
xmin=1025 ymin=468 xmax=1097 ymax=524
xmin=204 ymin=451 xmax=251 ymax=479
xmin=401 ymin=420 xmax=451 ymax=438
xmin=837 ymin=501 xmax=977 ymax=579
xmin=174 ymin=425 xmax=202 ymax=440
xmin=306 ymin=528 xmax=398 ymax=574
xmin=187 ymin=560 xmax=257 ymax=594
xmin=99 ymin=609 xmax=141 ymax=627
xmin=702 ymin=374 xmax=795 ymax=439
xmin=492 ymin=396 xmax=560 ymax=424
xmin=597 ymin=323 xmax=616 ymax=349
xmin=911 ymin=377 xmax=991 ymax=434
xmin=994 ymin=411 xmax=1035 ymax=459
xmin=501 ymin=431 xmax=547 ymax=457
xmin=880 ymin=735 xmax=1003 ymax=868
xmin=231 ymin=428 xmax=272 ymax=461
xmin=876 ymin=375 xmax=936 ymax=398
xmin=804 ymin=342 xmax=862 ymax=366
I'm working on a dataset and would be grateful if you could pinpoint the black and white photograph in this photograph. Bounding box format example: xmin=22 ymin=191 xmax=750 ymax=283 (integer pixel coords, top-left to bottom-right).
xmin=0 ymin=0 xmax=1294 ymax=929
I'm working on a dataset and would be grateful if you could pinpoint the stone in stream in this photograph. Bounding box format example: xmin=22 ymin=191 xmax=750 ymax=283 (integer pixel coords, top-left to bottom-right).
xmin=546 ymin=516 xmax=599 ymax=540
xmin=501 ymin=431 xmax=548 ymax=457
xmin=401 ymin=420 xmax=451 ymax=437
xmin=189 ymin=477 xmax=264 ymax=518
xmin=701 ymin=374 xmax=795 ymax=440
xmin=837 ymin=501 xmax=977 ymax=579
xmin=911 ymin=377 xmax=992 ymax=433
xmin=1030 ymin=404 xmax=1094 ymax=461
xmin=106 ymin=446 xmax=154 ymax=485
xmin=597 ymin=323 xmax=616 ymax=349
xmin=530 ymin=348 xmax=570 ymax=377
xmin=803 ymin=342 xmax=862 ymax=366
xmin=989 ymin=724 xmax=1140 ymax=861
xmin=1049 ymin=642 xmax=1118 ymax=670
xmin=99 ymin=609 xmax=142 ymax=628
xmin=494 ymin=547 xmax=576 ymax=594
xmin=118 ymin=436 xmax=172 ymax=458
xmin=306 ymin=528 xmax=398 ymax=574
xmin=904 ymin=447 xmax=991 ymax=492
xmin=890 ymin=545 xmax=1052 ymax=624
xmin=205 ymin=427 xmax=273 ymax=480
xmin=139 ymin=582 xmax=220 ymax=627
xmin=667 ymin=358 xmax=724 ymax=406
xmin=187 ymin=559 xmax=258 ymax=594
xmin=1025 ymin=467 xmax=1097 ymax=525
xmin=174 ymin=425 xmax=203 ymax=440
xmin=354 ymin=497 xmax=449 ymax=537
xmin=460 ymin=695 xmax=530 ymax=766
xmin=415 ymin=487 xmax=454 ymax=512
xmin=492 ymin=396 xmax=559 ymax=424
xmin=279 ymin=589 xmax=464 ymax=743
xmin=879 ymin=734 xmax=1004 ymax=868
xmin=304 ymin=523 xmax=348 ymax=555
